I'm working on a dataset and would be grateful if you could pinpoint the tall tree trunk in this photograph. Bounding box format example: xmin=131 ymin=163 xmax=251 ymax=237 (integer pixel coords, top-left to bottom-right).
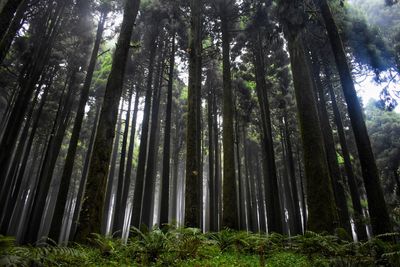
xmin=49 ymin=12 xmax=107 ymax=242
xmin=220 ymin=5 xmax=237 ymax=230
xmin=185 ymin=0 xmax=202 ymax=228
xmin=255 ymin=151 xmax=267 ymax=232
xmin=282 ymin=108 xmax=303 ymax=235
xmin=131 ymin=29 xmax=159 ymax=228
xmin=141 ymin=38 xmax=166 ymax=228
xmin=252 ymin=31 xmax=282 ymax=233
xmin=69 ymin=103 xmax=101 ymax=241
xmin=74 ymin=0 xmax=140 ymax=242
xmin=0 ymin=2 xmax=65 ymax=194
xmin=102 ymin=104 xmax=123 ymax=235
xmin=279 ymin=1 xmax=338 ymax=233
xmin=325 ymin=65 xmax=368 ymax=241
xmin=315 ymin=0 xmax=392 ymax=235
xmin=112 ymin=89 xmax=133 ymax=235
xmin=160 ymin=32 xmax=175 ymax=226
xmin=311 ymin=53 xmax=352 ymax=237
xmin=120 ymin=90 xmax=139 ymax=230
xmin=24 ymin=69 xmax=76 ymax=244
xmin=206 ymin=70 xmax=217 ymax=231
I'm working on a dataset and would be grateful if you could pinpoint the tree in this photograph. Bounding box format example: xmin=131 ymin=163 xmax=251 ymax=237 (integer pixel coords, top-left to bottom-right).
xmin=75 ymin=0 xmax=140 ymax=242
xmin=314 ymin=0 xmax=392 ymax=235
xmin=278 ymin=0 xmax=338 ymax=233
xmin=185 ymin=0 xmax=202 ymax=228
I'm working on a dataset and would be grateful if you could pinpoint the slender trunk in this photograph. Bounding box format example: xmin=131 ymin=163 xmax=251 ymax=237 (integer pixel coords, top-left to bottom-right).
xmin=207 ymin=72 xmax=217 ymax=231
xmin=49 ymin=12 xmax=107 ymax=242
xmin=280 ymin=127 xmax=296 ymax=236
xmin=141 ymin=38 xmax=166 ymax=228
xmin=311 ymin=53 xmax=352 ymax=237
xmin=0 ymin=84 xmax=41 ymax=234
xmin=325 ymin=66 xmax=368 ymax=240
xmin=75 ymin=0 xmax=140 ymax=242
xmin=24 ymin=69 xmax=76 ymax=244
xmin=69 ymin=103 xmax=101 ymax=241
xmin=160 ymin=32 xmax=175 ymax=226
xmin=112 ymin=89 xmax=133 ymax=235
xmin=131 ymin=29 xmax=159 ymax=228
xmin=220 ymin=7 xmax=237 ymax=230
xmin=316 ymin=0 xmax=392 ymax=235
xmin=120 ymin=90 xmax=139 ymax=230
xmin=0 ymin=2 xmax=65 ymax=193
xmin=252 ymin=31 xmax=282 ymax=233
xmin=185 ymin=0 xmax=202 ymax=228
xmin=102 ymin=104 xmax=123 ymax=235
xmin=282 ymin=109 xmax=302 ymax=235
xmin=255 ymin=151 xmax=266 ymax=232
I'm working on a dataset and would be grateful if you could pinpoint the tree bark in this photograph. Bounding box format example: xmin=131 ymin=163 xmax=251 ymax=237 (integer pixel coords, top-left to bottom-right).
xmin=316 ymin=0 xmax=392 ymax=235
xmin=185 ymin=0 xmax=202 ymax=228
xmin=49 ymin=12 xmax=107 ymax=242
xmin=131 ymin=28 xmax=159 ymax=228
xmin=141 ymin=38 xmax=166 ymax=228
xmin=74 ymin=0 xmax=140 ymax=242
xmin=0 ymin=2 xmax=65 ymax=195
xmin=220 ymin=4 xmax=238 ymax=230
xmin=112 ymin=89 xmax=133 ymax=235
xmin=252 ymin=31 xmax=282 ymax=234
xmin=310 ymin=52 xmax=352 ymax=237
xmin=279 ymin=1 xmax=338 ymax=233
xmin=324 ymin=64 xmax=368 ymax=241
xmin=160 ymin=32 xmax=175 ymax=226
xmin=102 ymin=104 xmax=123 ymax=235
xmin=69 ymin=103 xmax=101 ymax=241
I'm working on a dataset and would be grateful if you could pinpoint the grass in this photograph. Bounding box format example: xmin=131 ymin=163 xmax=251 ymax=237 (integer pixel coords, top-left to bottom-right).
xmin=1 ymin=228 xmax=399 ymax=266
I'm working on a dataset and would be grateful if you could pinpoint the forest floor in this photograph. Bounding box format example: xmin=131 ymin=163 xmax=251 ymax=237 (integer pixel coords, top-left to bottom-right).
xmin=1 ymin=228 xmax=400 ymax=266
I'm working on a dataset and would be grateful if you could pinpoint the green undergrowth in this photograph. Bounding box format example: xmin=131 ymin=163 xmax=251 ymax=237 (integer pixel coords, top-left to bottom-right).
xmin=1 ymin=228 xmax=399 ymax=266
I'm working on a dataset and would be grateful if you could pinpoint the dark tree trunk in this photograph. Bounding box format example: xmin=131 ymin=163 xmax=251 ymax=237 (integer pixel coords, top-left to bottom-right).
xmin=160 ymin=32 xmax=175 ymax=226
xmin=141 ymin=38 xmax=166 ymax=228
xmin=324 ymin=65 xmax=368 ymax=240
xmin=131 ymin=29 xmax=159 ymax=228
xmin=112 ymin=89 xmax=133 ymax=235
xmin=75 ymin=0 xmax=140 ymax=242
xmin=0 ymin=2 xmax=65 ymax=194
xmin=252 ymin=32 xmax=282 ymax=234
xmin=255 ymin=151 xmax=267 ymax=232
xmin=102 ymin=105 xmax=123 ymax=235
xmin=220 ymin=4 xmax=238 ymax=230
xmin=206 ymin=70 xmax=217 ymax=232
xmin=282 ymin=109 xmax=303 ymax=235
xmin=23 ymin=69 xmax=76 ymax=244
xmin=69 ymin=103 xmax=101 ymax=241
xmin=120 ymin=90 xmax=139 ymax=228
xmin=279 ymin=2 xmax=338 ymax=233
xmin=316 ymin=0 xmax=392 ymax=235
xmin=49 ymin=12 xmax=107 ymax=242
xmin=0 ymin=84 xmax=42 ymax=234
xmin=185 ymin=0 xmax=202 ymax=228
xmin=311 ymin=53 xmax=352 ymax=237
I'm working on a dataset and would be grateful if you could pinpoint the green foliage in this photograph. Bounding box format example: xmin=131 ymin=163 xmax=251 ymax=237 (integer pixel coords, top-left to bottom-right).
xmin=2 ymin=230 xmax=400 ymax=266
